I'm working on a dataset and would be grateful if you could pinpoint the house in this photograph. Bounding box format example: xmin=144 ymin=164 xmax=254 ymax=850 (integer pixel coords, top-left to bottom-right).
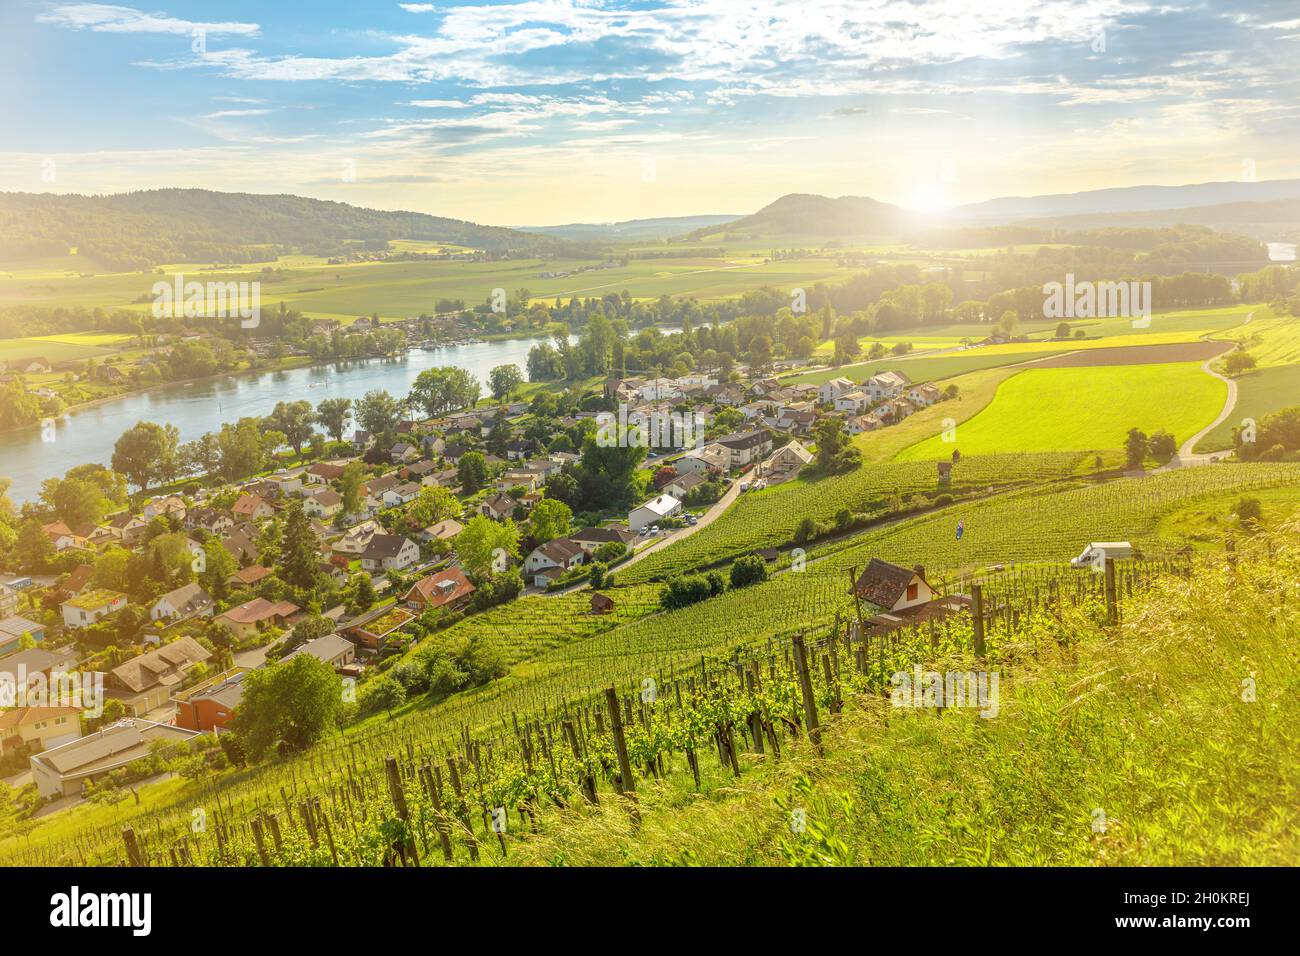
xmin=775 ymin=407 xmax=817 ymax=435
xmin=418 ymin=519 xmax=463 ymax=544
xmin=56 ymin=565 xmax=94 ymax=600
xmin=758 ymin=439 xmax=815 ymax=481
xmin=833 ymin=390 xmax=869 ymax=414
xmin=403 ymin=566 xmax=476 ymax=612
xmin=186 ymin=507 xmax=234 ymax=536
xmin=0 ymin=707 xmax=81 ymax=755
xmin=675 ymin=443 xmax=730 ymax=476
xmin=266 ymin=470 xmax=307 ymax=497
xmin=42 ymin=522 xmax=90 ymax=552
xmin=149 ymin=583 xmax=214 ymax=624
xmin=172 ymin=669 xmax=248 ymax=733
xmin=441 ymin=442 xmax=469 ymax=465
xmin=30 ymin=719 xmax=201 ymax=799
xmin=817 ymin=377 xmax=856 ymax=405
xmin=221 ymin=527 xmax=260 ymax=565
xmin=0 ymin=615 xmax=46 ymax=654
xmin=11 ymin=356 xmax=52 ymax=374
xmin=105 ymin=636 xmax=213 ymax=714
xmin=332 ymin=519 xmax=384 ymax=555
xmin=716 ymin=429 xmax=774 ymax=468
xmin=107 ymin=512 xmax=150 ymax=546
xmin=569 ymin=526 xmax=637 ymax=556
xmin=479 ymin=493 xmax=516 ymax=522
xmin=908 ymin=383 xmax=943 ymax=407
xmin=227 ymin=565 xmax=272 ymax=589
xmin=866 ymin=370 xmax=911 ymax=401
xmin=590 ymin=592 xmax=616 ymax=614
xmin=213 ymin=598 xmax=300 ymax=641
xmin=0 ymin=583 xmax=15 ymax=618
xmin=497 ymin=470 xmax=539 ymax=494
xmin=284 ymin=632 xmax=357 ymax=673
xmin=344 ymin=604 xmax=415 ymax=650
xmin=0 ymin=646 xmax=79 ymax=694
xmin=142 ymin=495 xmax=187 ymax=521
xmin=845 ymin=414 xmax=880 ymax=435
xmin=360 ymin=535 xmax=420 ymax=572
xmin=232 ymin=494 xmax=275 ymax=521
xmin=524 ymin=539 xmax=586 ymax=586
xmin=362 ymin=474 xmax=400 ymax=509
xmin=390 ymin=442 xmax=421 ymax=463
xmin=628 ymin=494 xmax=682 ymax=532
xmin=306 ymin=461 xmax=347 ymax=483
xmin=303 ymin=488 xmax=343 ymax=519
xmin=664 ymin=471 xmax=710 ymax=500
xmin=60 ymin=590 xmax=127 ymax=629
xmin=381 ymin=482 xmax=420 ymax=508
xmin=401 ymin=459 xmax=439 ymax=481
xmin=851 ymin=559 xmax=938 ymax=612
xmin=505 ymin=439 xmax=532 ymax=460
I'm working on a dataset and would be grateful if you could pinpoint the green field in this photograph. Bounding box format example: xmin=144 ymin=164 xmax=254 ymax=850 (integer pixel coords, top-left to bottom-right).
xmin=1194 ymin=363 xmax=1300 ymax=452
xmin=897 ymin=363 xmax=1228 ymax=460
xmin=1221 ymin=312 xmax=1300 ymax=367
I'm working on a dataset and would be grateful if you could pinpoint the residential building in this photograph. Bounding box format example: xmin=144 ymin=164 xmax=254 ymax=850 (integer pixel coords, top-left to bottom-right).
xmin=303 ymin=489 xmax=343 ymax=519
xmin=213 ymin=599 xmax=300 ymax=641
xmin=360 ymin=535 xmax=420 ymax=572
xmin=817 ymin=377 xmax=856 ymax=404
xmin=569 ymin=526 xmax=637 ymax=556
xmin=31 ymin=719 xmax=202 ymax=798
xmin=173 ymin=669 xmax=248 ymax=733
xmin=403 ymin=566 xmax=476 ymax=612
xmin=149 ymin=583 xmax=214 ymax=624
xmin=0 ymin=615 xmax=46 ymax=654
xmin=232 ymin=494 xmax=276 ymax=521
xmin=716 ymin=429 xmax=773 ymax=468
xmin=418 ymin=519 xmax=464 ymax=544
xmin=60 ymin=590 xmax=127 ymax=630
xmin=628 ymin=494 xmax=682 ymax=532
xmin=524 ymin=539 xmax=586 ymax=586
xmin=105 ymin=636 xmax=213 ymax=714
xmin=0 ymin=707 xmax=81 ymax=755
xmin=284 ymin=633 xmax=357 ymax=673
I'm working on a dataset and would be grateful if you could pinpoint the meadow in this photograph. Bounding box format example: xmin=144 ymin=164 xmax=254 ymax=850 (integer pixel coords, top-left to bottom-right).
xmin=1194 ymin=363 xmax=1300 ymax=452
xmin=896 ymin=362 xmax=1227 ymax=460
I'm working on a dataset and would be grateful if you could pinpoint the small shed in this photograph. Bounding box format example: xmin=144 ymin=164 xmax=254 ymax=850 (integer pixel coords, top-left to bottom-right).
xmin=590 ymin=592 xmax=616 ymax=614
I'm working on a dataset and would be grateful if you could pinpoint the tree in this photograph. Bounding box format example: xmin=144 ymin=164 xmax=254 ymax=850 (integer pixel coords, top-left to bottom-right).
xmin=1125 ymin=427 xmax=1149 ymax=469
xmin=233 ymin=654 xmax=343 ymax=760
xmin=278 ymin=501 xmax=320 ymax=591
xmin=1235 ymin=496 xmax=1263 ymax=526
xmin=488 ymin=364 xmax=522 ymax=401
xmin=217 ymin=418 xmax=279 ymax=482
xmin=405 ymin=484 xmax=458 ymax=530
xmin=457 ymin=515 xmax=520 ymax=577
xmin=1147 ymin=429 xmax=1177 ymax=463
xmin=1224 ymin=351 xmax=1257 ymax=376
xmin=315 ymin=397 xmax=353 ymax=443
xmin=111 ymin=421 xmax=179 ymax=491
xmin=730 ymin=554 xmax=769 ymax=588
xmin=355 ymin=389 xmax=402 ymax=435
xmin=266 ymin=400 xmax=316 ymax=457
xmin=14 ymin=517 xmax=54 ymax=572
xmin=338 ymin=462 xmax=366 ymax=517
xmin=199 ymin=538 xmax=237 ymax=600
xmin=360 ymin=674 xmax=407 ymax=719
xmin=409 ymin=366 xmax=480 ymax=418
xmin=529 ymin=498 xmax=572 ymax=543
xmin=458 ymin=451 xmax=489 ymax=494
xmin=40 ymin=476 xmax=109 ymax=528
xmin=345 ymin=572 xmax=377 ymax=615
xmin=999 ymin=310 xmax=1019 ymax=335
xmin=1055 ymin=322 xmax=1071 ymax=338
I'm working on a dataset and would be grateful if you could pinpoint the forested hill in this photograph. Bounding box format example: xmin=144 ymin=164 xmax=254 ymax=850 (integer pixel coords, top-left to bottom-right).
xmin=0 ymin=189 xmax=585 ymax=269
xmin=685 ymin=193 xmax=915 ymax=239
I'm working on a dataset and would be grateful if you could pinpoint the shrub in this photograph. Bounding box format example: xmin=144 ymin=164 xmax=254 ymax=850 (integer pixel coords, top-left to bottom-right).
xmin=730 ymin=554 xmax=769 ymax=588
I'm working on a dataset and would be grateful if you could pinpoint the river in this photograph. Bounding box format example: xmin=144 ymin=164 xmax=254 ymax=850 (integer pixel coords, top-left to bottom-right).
xmin=1 ymin=336 xmax=563 ymax=503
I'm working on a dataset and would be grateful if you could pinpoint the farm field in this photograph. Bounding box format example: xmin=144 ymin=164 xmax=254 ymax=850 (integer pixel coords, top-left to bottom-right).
xmin=618 ymin=452 xmax=1087 ymax=584
xmin=0 ymin=332 xmax=135 ymax=362
xmin=1194 ymin=363 xmax=1300 ymax=452
xmin=896 ymin=362 xmax=1228 ymax=460
xmin=788 ymin=348 xmax=1060 ymax=387
xmin=1220 ymin=312 xmax=1300 ymax=367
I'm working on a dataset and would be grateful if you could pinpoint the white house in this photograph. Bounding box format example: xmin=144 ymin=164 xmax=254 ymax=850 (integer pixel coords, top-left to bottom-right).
xmin=833 ymin=390 xmax=869 ymax=414
xmin=381 ymin=482 xmax=421 ymax=508
xmin=303 ymin=489 xmax=343 ymax=519
xmin=360 ymin=535 xmax=421 ymax=572
xmin=628 ymin=494 xmax=682 ymax=531
xmin=149 ymin=583 xmax=214 ymax=623
xmin=908 ymin=383 xmax=942 ymax=407
xmin=866 ymin=370 xmax=911 ymax=401
xmin=60 ymin=590 xmax=128 ymax=629
xmin=332 ymin=519 xmax=384 ymax=555
xmin=675 ymin=443 xmax=730 ymax=476
xmin=524 ymin=538 xmax=586 ymax=586
xmin=817 ymin=377 xmax=855 ymax=405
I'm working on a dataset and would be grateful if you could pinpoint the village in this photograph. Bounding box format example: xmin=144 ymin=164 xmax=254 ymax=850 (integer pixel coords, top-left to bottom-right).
xmin=0 ymin=353 xmax=957 ymax=805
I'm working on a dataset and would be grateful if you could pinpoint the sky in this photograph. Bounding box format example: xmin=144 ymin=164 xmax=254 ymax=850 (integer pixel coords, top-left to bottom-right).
xmin=1 ymin=0 xmax=1298 ymax=225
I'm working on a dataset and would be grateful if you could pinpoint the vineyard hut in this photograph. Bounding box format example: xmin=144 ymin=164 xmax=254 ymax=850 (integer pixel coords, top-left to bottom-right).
xmin=590 ymin=592 xmax=616 ymax=614
xmin=852 ymin=559 xmax=938 ymax=612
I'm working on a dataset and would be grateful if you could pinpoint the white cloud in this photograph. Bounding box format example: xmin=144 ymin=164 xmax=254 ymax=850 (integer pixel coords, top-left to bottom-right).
xmin=398 ymin=3 xmax=437 ymax=11
xmin=37 ymin=3 xmax=259 ymax=36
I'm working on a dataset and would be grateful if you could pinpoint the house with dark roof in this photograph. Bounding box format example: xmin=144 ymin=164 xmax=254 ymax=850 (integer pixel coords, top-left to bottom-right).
xmin=149 ymin=583 xmax=214 ymax=624
xmin=569 ymin=526 xmax=637 ymax=555
xmin=173 ymin=668 xmax=248 ymax=733
xmin=213 ymin=598 xmax=300 ymax=642
xmin=479 ymin=492 xmax=516 ymax=522
xmin=284 ymin=632 xmax=357 ymax=673
xmin=106 ymin=636 xmax=213 ymax=714
xmin=360 ymin=535 xmax=420 ymax=572
xmin=524 ymin=539 xmax=586 ymax=586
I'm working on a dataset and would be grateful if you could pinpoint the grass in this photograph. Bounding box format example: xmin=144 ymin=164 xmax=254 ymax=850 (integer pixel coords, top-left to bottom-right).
xmin=897 ymin=362 xmax=1227 ymax=460
xmin=1219 ymin=310 xmax=1300 ymax=367
xmin=1194 ymin=363 xmax=1300 ymax=452
xmin=503 ymin=527 xmax=1300 ymax=865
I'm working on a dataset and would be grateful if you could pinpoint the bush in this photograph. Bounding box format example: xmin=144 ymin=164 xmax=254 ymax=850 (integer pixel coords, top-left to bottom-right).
xmin=730 ymin=554 xmax=769 ymax=588
xmin=593 ymin=541 xmax=627 ymax=563
xmin=661 ymin=573 xmax=723 ymax=610
xmin=1235 ymin=496 xmax=1263 ymax=525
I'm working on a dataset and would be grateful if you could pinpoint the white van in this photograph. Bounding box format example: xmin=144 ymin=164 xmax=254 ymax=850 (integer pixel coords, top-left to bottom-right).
xmin=1070 ymin=541 xmax=1133 ymax=569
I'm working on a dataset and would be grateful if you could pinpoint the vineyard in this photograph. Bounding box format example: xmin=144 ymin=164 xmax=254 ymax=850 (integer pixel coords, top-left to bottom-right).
xmin=4 ymin=462 xmax=1298 ymax=866
xmin=620 ymin=452 xmax=1088 ymax=584
xmin=6 ymin=522 xmax=1295 ymax=868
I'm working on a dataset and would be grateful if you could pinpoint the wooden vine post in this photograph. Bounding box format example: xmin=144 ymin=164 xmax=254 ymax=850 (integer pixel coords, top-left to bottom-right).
xmin=971 ymin=584 xmax=986 ymax=658
xmin=384 ymin=756 xmax=420 ymax=867
xmin=791 ymin=634 xmax=822 ymax=755
xmin=604 ymin=686 xmax=640 ymax=824
xmin=1104 ymin=558 xmax=1118 ymax=626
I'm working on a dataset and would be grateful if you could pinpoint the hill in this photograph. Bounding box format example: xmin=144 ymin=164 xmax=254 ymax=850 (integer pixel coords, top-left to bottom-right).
xmin=1010 ymin=197 xmax=1300 ymax=244
xmin=0 ymin=188 xmax=584 ymax=270
xmin=516 ymin=214 xmax=741 ymax=243
xmin=684 ymin=193 xmax=915 ymax=240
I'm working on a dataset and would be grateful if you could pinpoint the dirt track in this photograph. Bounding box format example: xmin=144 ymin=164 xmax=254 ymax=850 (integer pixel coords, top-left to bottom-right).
xmin=1028 ymin=340 xmax=1232 ymax=368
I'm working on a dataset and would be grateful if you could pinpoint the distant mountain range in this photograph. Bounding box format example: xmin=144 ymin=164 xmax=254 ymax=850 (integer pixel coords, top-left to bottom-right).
xmin=682 ymin=193 xmax=914 ymax=240
xmin=517 ymin=214 xmax=741 ymax=243
xmin=0 ymin=188 xmax=581 ymax=269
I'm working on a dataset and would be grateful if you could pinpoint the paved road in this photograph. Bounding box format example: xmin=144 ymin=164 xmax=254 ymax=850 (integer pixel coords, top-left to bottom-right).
xmin=1161 ymin=314 xmax=1251 ymax=470
xmin=538 ymin=477 xmax=742 ymax=597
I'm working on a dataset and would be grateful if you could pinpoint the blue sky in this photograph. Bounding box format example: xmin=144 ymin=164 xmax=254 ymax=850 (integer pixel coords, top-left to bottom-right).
xmin=2 ymin=0 xmax=1299 ymax=224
